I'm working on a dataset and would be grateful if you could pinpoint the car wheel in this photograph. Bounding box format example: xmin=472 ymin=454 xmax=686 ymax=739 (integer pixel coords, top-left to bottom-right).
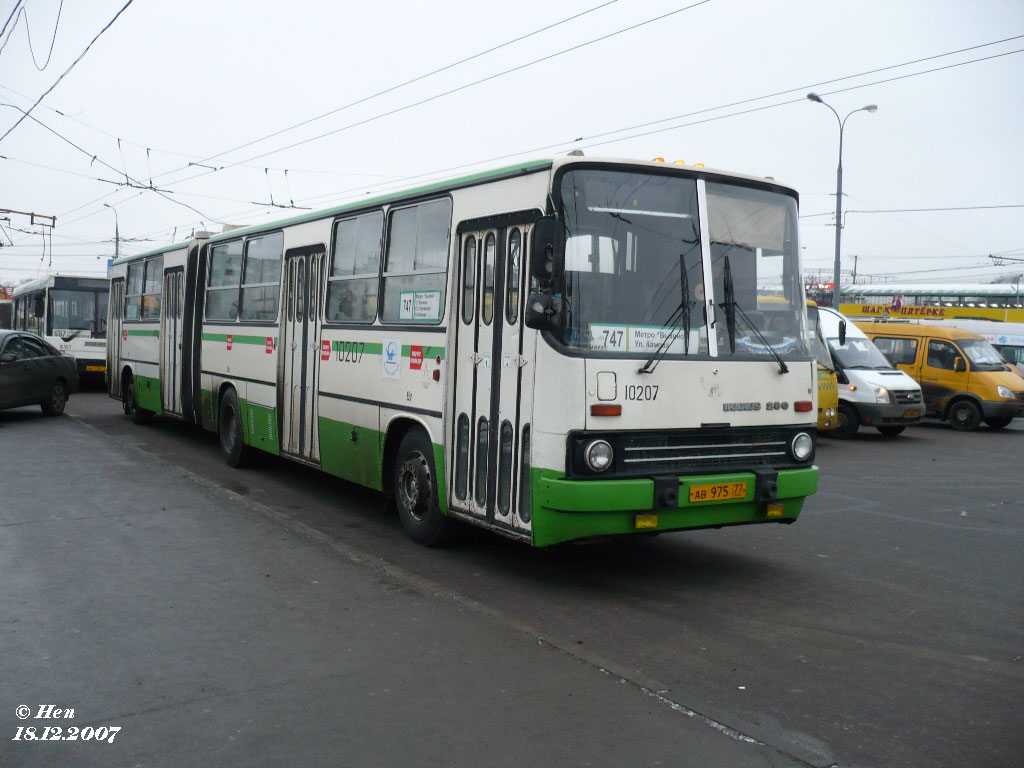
xmin=948 ymin=399 xmax=981 ymax=431
xmin=122 ymin=372 xmax=153 ymax=424
xmin=393 ymin=430 xmax=457 ymax=547
xmin=983 ymin=415 xmax=1014 ymax=429
xmin=833 ymin=403 xmax=860 ymax=439
xmin=40 ymin=379 xmax=68 ymax=416
xmin=218 ymin=388 xmax=251 ymax=468
xmin=877 ymin=425 xmax=905 ymax=437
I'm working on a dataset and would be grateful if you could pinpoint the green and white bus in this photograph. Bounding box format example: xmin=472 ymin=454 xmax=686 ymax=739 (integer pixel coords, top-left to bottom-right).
xmin=12 ymin=274 xmax=109 ymax=378
xmin=107 ymin=156 xmax=819 ymax=547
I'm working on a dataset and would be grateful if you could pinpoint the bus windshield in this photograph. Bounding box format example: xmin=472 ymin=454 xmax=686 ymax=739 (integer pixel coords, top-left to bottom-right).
xmin=828 ymin=336 xmax=892 ymax=370
xmin=555 ymin=169 xmax=808 ymax=359
xmin=959 ymin=338 xmax=1008 ymax=371
xmin=50 ymin=289 xmax=108 ymax=337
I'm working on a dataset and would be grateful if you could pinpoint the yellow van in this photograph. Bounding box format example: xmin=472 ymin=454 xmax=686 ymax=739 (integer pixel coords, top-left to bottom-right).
xmin=807 ymin=303 xmax=838 ymax=431
xmin=857 ymin=322 xmax=1024 ymax=430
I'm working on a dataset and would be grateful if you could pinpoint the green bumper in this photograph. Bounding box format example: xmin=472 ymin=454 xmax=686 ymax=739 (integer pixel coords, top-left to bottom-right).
xmin=531 ymin=466 xmax=818 ymax=547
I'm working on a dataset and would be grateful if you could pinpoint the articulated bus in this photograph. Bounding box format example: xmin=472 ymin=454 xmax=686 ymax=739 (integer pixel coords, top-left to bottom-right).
xmin=107 ymin=156 xmax=819 ymax=547
xmin=12 ymin=275 xmax=109 ymax=378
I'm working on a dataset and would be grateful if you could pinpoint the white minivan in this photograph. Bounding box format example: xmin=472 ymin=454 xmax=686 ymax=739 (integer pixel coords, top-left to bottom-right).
xmin=817 ymin=307 xmax=924 ymax=438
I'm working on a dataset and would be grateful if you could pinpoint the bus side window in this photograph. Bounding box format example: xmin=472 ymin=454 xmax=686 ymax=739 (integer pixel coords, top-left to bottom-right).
xmin=381 ymin=198 xmax=451 ymax=324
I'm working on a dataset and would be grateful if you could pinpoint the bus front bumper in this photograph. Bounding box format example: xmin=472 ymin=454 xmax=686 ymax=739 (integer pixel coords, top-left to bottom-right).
xmin=530 ymin=466 xmax=818 ymax=547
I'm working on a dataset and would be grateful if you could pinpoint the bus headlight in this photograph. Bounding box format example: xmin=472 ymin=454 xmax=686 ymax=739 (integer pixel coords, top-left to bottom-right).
xmin=584 ymin=439 xmax=614 ymax=472
xmin=790 ymin=432 xmax=814 ymax=461
xmin=872 ymin=386 xmax=890 ymax=404
xmin=997 ymin=385 xmax=1015 ymax=400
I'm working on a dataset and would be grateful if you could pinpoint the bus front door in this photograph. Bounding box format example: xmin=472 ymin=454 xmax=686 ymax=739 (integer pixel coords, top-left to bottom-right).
xmin=451 ymin=220 xmax=534 ymax=536
xmin=160 ymin=269 xmax=184 ymax=415
xmin=107 ymin=278 xmax=125 ymax=398
xmin=278 ymin=245 xmax=325 ymax=464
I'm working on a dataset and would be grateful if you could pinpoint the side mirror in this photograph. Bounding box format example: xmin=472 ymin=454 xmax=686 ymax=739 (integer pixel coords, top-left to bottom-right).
xmin=530 ymin=216 xmax=562 ymax=283
xmin=0 ymin=352 xmax=15 ymax=363
xmin=524 ymin=292 xmax=563 ymax=330
xmin=33 ymin=295 xmax=45 ymax=318
xmin=953 ymin=357 xmax=966 ymax=373
xmin=838 ymin=319 xmax=847 ymax=346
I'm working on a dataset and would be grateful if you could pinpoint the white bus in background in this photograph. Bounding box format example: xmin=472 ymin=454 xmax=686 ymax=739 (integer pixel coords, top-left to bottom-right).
xmin=11 ymin=275 xmax=109 ymax=379
xmin=108 ymin=156 xmax=820 ymax=548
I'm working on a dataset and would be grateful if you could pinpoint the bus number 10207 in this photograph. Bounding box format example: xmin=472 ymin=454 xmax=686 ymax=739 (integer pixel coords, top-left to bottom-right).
xmin=624 ymin=385 xmax=658 ymax=401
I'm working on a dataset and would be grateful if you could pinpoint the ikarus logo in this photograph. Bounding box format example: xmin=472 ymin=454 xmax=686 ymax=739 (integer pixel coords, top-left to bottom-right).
xmin=382 ymin=338 xmax=401 ymax=379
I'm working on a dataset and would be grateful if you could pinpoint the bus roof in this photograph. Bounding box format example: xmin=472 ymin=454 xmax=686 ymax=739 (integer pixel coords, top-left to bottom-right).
xmin=12 ymin=274 xmax=109 ymax=296
xmin=112 ymin=156 xmax=797 ymax=266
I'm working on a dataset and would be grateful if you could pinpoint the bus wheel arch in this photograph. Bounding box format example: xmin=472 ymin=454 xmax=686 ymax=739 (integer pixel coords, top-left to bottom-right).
xmin=383 ymin=418 xmax=456 ymax=547
xmin=217 ymin=385 xmax=252 ymax=467
xmin=946 ymin=397 xmax=981 ymax=431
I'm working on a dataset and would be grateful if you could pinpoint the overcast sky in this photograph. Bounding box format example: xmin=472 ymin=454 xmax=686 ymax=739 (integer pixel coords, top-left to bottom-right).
xmin=1 ymin=0 xmax=1023 ymax=289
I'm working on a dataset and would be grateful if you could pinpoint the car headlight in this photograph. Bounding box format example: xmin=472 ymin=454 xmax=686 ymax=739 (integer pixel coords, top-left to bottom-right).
xmin=790 ymin=432 xmax=814 ymax=461
xmin=997 ymin=385 xmax=1015 ymax=400
xmin=584 ymin=439 xmax=614 ymax=472
xmin=873 ymin=386 xmax=890 ymax=404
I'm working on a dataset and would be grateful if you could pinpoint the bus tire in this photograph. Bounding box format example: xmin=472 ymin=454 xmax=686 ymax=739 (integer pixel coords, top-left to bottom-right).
xmin=393 ymin=430 xmax=456 ymax=547
xmin=983 ymin=415 xmax=1014 ymax=429
xmin=877 ymin=425 xmax=905 ymax=437
xmin=123 ymin=371 xmax=153 ymax=424
xmin=833 ymin=403 xmax=859 ymax=439
xmin=947 ymin=399 xmax=981 ymax=431
xmin=41 ymin=379 xmax=68 ymax=416
xmin=218 ymin=388 xmax=252 ymax=468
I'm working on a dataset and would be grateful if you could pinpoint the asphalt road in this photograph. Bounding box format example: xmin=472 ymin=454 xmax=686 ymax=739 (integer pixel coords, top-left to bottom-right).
xmin=3 ymin=389 xmax=1022 ymax=767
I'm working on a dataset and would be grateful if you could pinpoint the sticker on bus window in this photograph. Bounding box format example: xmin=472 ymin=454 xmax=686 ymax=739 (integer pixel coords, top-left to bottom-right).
xmin=589 ymin=324 xmax=700 ymax=354
xmin=399 ymin=291 xmax=441 ymax=321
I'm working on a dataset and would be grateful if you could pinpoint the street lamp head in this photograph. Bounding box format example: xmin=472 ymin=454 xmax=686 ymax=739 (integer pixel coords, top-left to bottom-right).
xmin=863 ymin=104 xmax=878 ymax=113
xmin=806 ymin=92 xmax=823 ymax=103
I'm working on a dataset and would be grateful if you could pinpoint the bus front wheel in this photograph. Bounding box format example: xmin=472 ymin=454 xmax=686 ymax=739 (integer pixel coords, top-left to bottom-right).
xmin=218 ymin=388 xmax=252 ymax=468
xmin=948 ymin=400 xmax=981 ymax=431
xmin=393 ymin=430 xmax=457 ymax=547
xmin=833 ymin=403 xmax=859 ymax=439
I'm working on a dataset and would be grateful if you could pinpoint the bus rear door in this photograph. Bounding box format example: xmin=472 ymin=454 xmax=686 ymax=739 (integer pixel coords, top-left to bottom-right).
xmin=160 ymin=268 xmax=184 ymax=415
xmin=107 ymin=278 xmax=125 ymax=398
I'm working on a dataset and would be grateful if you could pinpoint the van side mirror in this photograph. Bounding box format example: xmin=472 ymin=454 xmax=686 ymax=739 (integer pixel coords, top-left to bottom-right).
xmin=33 ymin=295 xmax=44 ymax=318
xmin=524 ymin=293 xmax=563 ymax=331
xmin=838 ymin=319 xmax=847 ymax=346
xmin=954 ymin=357 xmax=966 ymax=372
xmin=530 ymin=216 xmax=563 ymax=283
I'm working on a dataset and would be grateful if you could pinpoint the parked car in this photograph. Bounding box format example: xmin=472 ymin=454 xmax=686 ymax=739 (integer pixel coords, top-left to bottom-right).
xmin=0 ymin=329 xmax=79 ymax=415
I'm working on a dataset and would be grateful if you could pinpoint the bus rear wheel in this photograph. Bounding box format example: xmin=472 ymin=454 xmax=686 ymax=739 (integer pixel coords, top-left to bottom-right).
xmin=948 ymin=400 xmax=981 ymax=431
xmin=393 ymin=430 xmax=457 ymax=547
xmin=218 ymin=388 xmax=252 ymax=468
xmin=833 ymin=403 xmax=859 ymax=439
xmin=122 ymin=372 xmax=153 ymax=424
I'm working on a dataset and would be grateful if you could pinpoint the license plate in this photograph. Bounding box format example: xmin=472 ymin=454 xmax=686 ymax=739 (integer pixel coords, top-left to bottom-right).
xmin=85 ymin=365 xmax=106 ymax=372
xmin=688 ymin=481 xmax=747 ymax=503
xmin=903 ymin=409 xmax=919 ymax=419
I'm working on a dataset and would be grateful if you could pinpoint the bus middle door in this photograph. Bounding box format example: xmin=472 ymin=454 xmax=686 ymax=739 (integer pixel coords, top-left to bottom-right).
xmin=278 ymin=244 xmax=325 ymax=463
xmin=160 ymin=268 xmax=184 ymax=415
xmin=107 ymin=279 xmax=125 ymax=398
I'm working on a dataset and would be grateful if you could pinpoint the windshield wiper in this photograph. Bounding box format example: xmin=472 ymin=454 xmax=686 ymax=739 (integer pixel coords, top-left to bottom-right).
xmin=718 ymin=255 xmax=789 ymax=374
xmin=638 ymin=252 xmax=693 ymax=374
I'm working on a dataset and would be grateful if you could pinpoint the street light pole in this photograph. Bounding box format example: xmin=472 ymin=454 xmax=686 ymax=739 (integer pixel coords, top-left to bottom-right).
xmin=103 ymin=203 xmax=119 ymax=259
xmin=807 ymin=93 xmax=877 ymax=309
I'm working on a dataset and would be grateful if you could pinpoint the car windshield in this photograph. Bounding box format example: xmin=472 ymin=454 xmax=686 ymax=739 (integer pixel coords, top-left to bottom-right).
xmin=554 ymin=168 xmax=808 ymax=360
xmin=959 ymin=338 xmax=1008 ymax=371
xmin=827 ymin=336 xmax=893 ymax=370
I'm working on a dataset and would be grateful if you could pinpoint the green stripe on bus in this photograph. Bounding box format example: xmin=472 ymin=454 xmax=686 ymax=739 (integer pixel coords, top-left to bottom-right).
xmin=329 ymin=340 xmax=445 ymax=359
xmin=126 ymin=329 xmax=160 ymax=337
xmin=202 ymin=333 xmax=278 ymax=345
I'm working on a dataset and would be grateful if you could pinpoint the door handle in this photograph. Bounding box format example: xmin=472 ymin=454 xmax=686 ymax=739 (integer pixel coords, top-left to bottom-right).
xmin=471 ymin=353 xmax=483 ymax=365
